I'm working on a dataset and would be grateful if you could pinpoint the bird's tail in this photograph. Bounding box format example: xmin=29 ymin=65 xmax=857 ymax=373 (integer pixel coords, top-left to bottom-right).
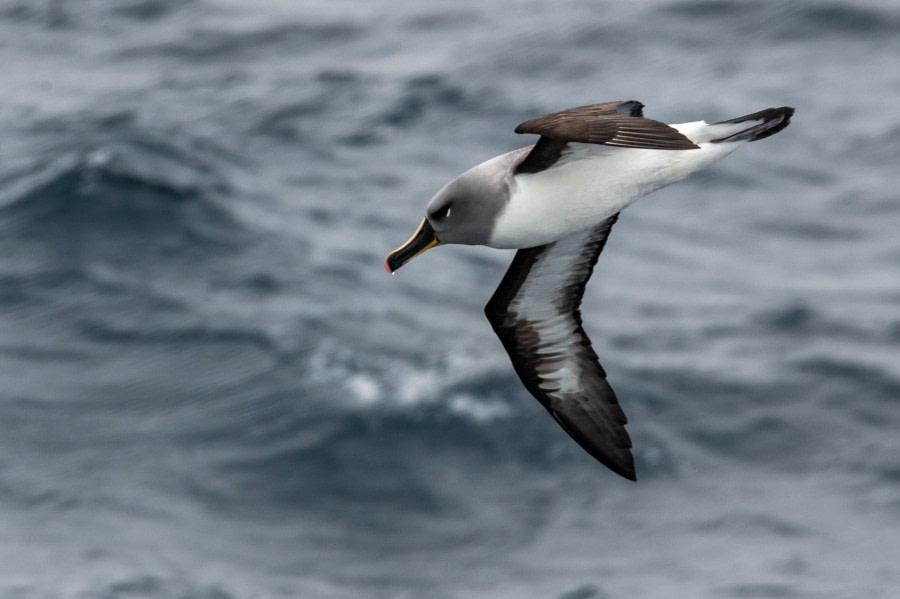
xmin=701 ymin=106 xmax=794 ymax=144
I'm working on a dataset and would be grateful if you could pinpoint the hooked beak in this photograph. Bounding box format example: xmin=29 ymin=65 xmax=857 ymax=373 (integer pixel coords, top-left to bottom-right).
xmin=384 ymin=217 xmax=439 ymax=273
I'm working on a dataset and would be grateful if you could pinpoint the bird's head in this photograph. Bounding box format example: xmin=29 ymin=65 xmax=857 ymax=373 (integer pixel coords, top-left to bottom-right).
xmin=384 ymin=170 xmax=502 ymax=273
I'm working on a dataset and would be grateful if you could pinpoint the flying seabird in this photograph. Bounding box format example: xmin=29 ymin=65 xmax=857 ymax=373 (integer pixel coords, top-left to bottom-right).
xmin=384 ymin=100 xmax=794 ymax=480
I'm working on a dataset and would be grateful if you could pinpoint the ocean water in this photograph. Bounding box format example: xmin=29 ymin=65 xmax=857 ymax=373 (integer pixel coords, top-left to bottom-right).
xmin=1 ymin=0 xmax=899 ymax=597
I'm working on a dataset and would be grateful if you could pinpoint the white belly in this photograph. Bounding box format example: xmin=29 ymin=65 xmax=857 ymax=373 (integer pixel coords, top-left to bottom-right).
xmin=488 ymin=138 xmax=738 ymax=249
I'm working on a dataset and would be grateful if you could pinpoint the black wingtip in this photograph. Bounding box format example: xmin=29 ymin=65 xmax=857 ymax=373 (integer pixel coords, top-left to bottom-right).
xmin=711 ymin=106 xmax=795 ymax=143
xmin=619 ymin=463 xmax=638 ymax=482
xmin=585 ymin=445 xmax=636 ymax=480
xmin=547 ymin=406 xmax=637 ymax=481
xmin=619 ymin=100 xmax=644 ymax=117
xmin=597 ymin=449 xmax=637 ymax=481
xmin=563 ymin=432 xmax=637 ymax=480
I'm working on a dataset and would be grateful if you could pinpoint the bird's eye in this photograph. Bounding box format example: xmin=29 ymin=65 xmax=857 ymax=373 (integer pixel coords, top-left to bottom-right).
xmin=432 ymin=204 xmax=452 ymax=220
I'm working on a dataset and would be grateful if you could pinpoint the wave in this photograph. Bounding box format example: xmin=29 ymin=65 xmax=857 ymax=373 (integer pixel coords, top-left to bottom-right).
xmin=117 ymin=21 xmax=364 ymax=61
xmin=377 ymin=74 xmax=474 ymax=129
xmin=0 ymin=0 xmax=198 ymax=29
xmin=0 ymin=131 xmax=246 ymax=252
xmin=659 ymin=1 xmax=900 ymax=41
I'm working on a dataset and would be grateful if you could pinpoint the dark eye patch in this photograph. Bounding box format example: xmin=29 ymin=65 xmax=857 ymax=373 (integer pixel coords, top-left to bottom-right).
xmin=432 ymin=203 xmax=452 ymax=220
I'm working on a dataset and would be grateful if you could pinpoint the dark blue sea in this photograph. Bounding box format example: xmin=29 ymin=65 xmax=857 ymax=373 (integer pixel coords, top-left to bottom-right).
xmin=1 ymin=1 xmax=898 ymax=597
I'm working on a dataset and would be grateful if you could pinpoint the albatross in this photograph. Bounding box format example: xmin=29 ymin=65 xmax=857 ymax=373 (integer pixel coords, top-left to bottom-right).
xmin=384 ymin=100 xmax=794 ymax=480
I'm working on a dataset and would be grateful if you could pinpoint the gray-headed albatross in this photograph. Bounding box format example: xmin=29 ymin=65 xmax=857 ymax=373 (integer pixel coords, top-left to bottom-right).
xmin=385 ymin=100 xmax=794 ymax=480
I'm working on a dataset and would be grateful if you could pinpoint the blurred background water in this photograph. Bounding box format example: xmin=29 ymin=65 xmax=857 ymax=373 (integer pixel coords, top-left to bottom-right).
xmin=0 ymin=0 xmax=898 ymax=597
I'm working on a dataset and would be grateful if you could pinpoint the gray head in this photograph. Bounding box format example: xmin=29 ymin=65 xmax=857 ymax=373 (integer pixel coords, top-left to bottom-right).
xmin=425 ymin=165 xmax=507 ymax=245
xmin=384 ymin=151 xmax=517 ymax=273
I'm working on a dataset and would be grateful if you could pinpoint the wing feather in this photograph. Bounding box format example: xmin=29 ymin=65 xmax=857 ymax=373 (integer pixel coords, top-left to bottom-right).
xmin=484 ymin=214 xmax=636 ymax=480
xmin=514 ymin=100 xmax=698 ymax=175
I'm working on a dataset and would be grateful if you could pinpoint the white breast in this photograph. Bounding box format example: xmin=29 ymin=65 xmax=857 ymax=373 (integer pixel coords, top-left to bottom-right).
xmin=488 ymin=127 xmax=740 ymax=249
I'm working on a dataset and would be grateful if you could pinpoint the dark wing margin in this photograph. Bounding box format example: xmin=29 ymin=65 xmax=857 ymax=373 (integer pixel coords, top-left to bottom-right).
xmin=514 ymin=100 xmax=699 ymax=175
xmin=514 ymin=136 xmax=569 ymax=174
xmin=484 ymin=214 xmax=636 ymax=480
